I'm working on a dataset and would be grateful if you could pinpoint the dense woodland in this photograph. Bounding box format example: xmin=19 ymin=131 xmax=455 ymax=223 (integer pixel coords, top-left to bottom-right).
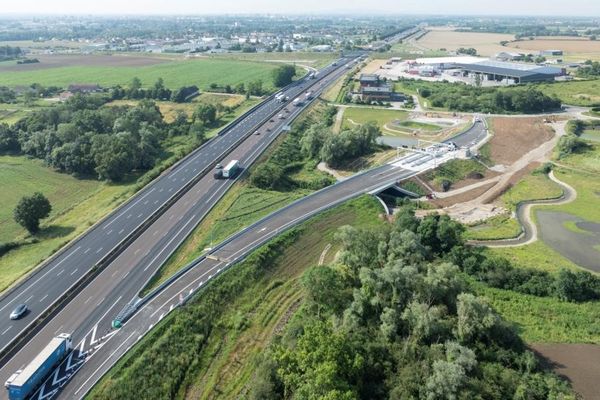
xmin=249 ymin=207 xmax=585 ymax=399
xmin=0 ymin=94 xmax=211 ymax=181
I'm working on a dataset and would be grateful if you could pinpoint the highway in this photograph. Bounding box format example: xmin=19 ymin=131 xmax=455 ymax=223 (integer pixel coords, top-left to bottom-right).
xmin=53 ymin=118 xmax=487 ymax=400
xmin=0 ymin=54 xmax=362 ymax=399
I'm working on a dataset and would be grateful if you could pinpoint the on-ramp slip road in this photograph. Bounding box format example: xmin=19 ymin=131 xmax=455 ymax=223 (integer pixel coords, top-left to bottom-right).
xmin=0 ymin=55 xmax=362 ymax=400
xmin=54 ymin=118 xmax=487 ymax=400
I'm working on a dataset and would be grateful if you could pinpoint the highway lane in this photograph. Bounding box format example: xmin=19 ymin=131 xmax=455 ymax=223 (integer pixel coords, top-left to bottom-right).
xmin=58 ymin=119 xmax=487 ymax=400
xmin=0 ymin=56 xmax=353 ymax=358
xmin=0 ymin=56 xmax=360 ymax=399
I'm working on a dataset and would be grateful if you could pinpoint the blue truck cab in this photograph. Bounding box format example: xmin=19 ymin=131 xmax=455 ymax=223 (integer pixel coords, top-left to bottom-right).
xmin=4 ymin=333 xmax=72 ymax=400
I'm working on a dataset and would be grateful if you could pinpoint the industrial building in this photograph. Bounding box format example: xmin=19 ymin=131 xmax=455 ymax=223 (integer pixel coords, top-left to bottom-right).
xmin=454 ymin=60 xmax=563 ymax=84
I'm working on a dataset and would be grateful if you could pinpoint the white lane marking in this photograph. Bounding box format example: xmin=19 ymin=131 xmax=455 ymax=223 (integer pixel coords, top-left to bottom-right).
xmin=169 ymin=214 xmax=174 ymax=220
xmin=96 ymin=297 xmax=105 ymax=306
xmin=122 ymin=271 xmax=129 ymax=279
xmin=126 ymin=214 xmax=132 ymax=219
xmin=118 ymin=229 xmax=124 ymax=234
xmin=70 ymin=268 xmax=79 ymax=276
xmin=56 ymin=269 xmax=64 ymax=277
xmin=89 ymin=295 xmax=122 ymax=343
xmin=137 ymin=213 xmax=143 ymax=218
xmin=84 ymin=248 xmax=91 ymax=254
xmin=89 ymin=324 xmax=98 ymax=345
xmin=1 ymin=326 xmax=12 ymax=335
xmin=24 ymin=295 xmax=34 ymax=303
xmin=134 ymin=249 xmax=141 ymax=255
xmin=204 ymin=181 xmax=229 ymax=204
xmin=143 ymin=214 xmax=198 ymax=272
xmin=74 ymin=331 xmax=137 ymax=396
xmin=0 ymin=246 xmax=81 ymax=312
xmin=106 ymin=229 xmax=113 ymax=235
xmin=39 ymin=294 xmax=48 ymax=303
xmin=84 ymin=297 xmax=92 ymax=304
xmin=96 ymin=247 xmax=103 ymax=254
xmin=103 ymin=188 xmax=156 ymax=230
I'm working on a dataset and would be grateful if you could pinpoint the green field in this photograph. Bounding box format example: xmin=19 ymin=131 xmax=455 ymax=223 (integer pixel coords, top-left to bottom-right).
xmin=534 ymin=79 xmax=600 ymax=106
xmin=474 ymin=281 xmax=600 ymax=344
xmin=0 ymin=156 xmax=101 ymax=243
xmin=0 ymin=58 xmax=280 ymax=90
xmin=0 ymin=99 xmax=258 ymax=294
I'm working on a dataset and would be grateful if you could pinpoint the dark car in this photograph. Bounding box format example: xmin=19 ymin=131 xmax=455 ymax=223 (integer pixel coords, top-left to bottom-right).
xmin=10 ymin=304 xmax=27 ymax=320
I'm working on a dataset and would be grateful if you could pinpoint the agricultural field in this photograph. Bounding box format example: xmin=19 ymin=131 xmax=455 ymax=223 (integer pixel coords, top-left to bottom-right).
xmin=507 ymin=38 xmax=600 ymax=61
xmin=0 ymin=54 xmax=281 ymax=90
xmin=416 ymin=28 xmax=514 ymax=56
xmin=210 ymin=51 xmax=337 ymax=68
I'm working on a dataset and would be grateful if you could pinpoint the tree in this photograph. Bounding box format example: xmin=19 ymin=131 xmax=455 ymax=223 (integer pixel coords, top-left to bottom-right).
xmin=302 ymin=266 xmax=346 ymax=316
xmin=272 ymin=65 xmax=297 ymax=87
xmin=13 ymin=192 xmax=52 ymax=234
xmin=247 ymin=80 xmax=264 ymax=96
xmin=128 ymin=77 xmax=143 ymax=99
xmin=194 ymin=104 xmax=217 ymax=125
xmin=455 ymin=293 xmax=498 ymax=343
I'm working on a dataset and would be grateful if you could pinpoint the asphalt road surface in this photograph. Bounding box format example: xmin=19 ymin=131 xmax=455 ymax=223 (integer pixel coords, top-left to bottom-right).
xmin=54 ymin=117 xmax=487 ymax=400
xmin=0 ymin=56 xmax=361 ymax=399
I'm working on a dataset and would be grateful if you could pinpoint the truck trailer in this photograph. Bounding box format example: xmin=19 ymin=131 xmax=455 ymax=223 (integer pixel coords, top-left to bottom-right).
xmin=5 ymin=333 xmax=72 ymax=400
xmin=222 ymin=160 xmax=240 ymax=179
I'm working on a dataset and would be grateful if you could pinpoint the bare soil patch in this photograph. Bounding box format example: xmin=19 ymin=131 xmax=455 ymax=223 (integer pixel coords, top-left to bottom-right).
xmin=417 ymin=29 xmax=514 ymax=56
xmin=532 ymin=343 xmax=600 ymax=400
xmin=488 ymin=117 xmax=554 ymax=165
xmin=429 ymin=181 xmax=498 ymax=209
xmin=0 ymin=54 xmax=169 ymax=71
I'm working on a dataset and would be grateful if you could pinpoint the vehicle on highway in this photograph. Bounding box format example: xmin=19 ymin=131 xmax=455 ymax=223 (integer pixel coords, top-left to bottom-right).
xmin=278 ymin=113 xmax=285 ymax=119
xmin=222 ymin=160 xmax=240 ymax=179
xmin=254 ymin=130 xmax=260 ymax=135
xmin=5 ymin=333 xmax=72 ymax=400
xmin=9 ymin=304 xmax=27 ymax=320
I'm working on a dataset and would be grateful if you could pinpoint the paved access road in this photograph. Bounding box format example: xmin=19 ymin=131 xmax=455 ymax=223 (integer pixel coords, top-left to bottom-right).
xmin=55 ymin=118 xmax=487 ymax=400
xmin=0 ymin=56 xmax=361 ymax=400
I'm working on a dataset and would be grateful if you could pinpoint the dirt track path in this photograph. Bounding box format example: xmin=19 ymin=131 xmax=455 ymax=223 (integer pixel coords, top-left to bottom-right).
xmin=472 ymin=171 xmax=577 ymax=247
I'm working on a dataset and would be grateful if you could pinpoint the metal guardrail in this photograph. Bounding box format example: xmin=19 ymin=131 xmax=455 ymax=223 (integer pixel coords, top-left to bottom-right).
xmin=0 ymin=68 xmax=319 ymax=365
xmin=111 ymin=58 xmax=356 ymax=326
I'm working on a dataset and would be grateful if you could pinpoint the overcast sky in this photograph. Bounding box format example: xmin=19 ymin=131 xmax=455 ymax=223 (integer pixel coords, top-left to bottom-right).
xmin=3 ymin=0 xmax=600 ymax=16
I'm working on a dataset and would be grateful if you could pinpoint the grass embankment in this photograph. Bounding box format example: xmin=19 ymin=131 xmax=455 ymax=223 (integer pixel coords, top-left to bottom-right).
xmin=341 ymin=107 xmax=408 ymax=134
xmin=141 ymin=182 xmax=310 ymax=295
xmin=0 ymin=99 xmax=258 ymax=294
xmin=0 ymin=58 xmax=280 ymax=90
xmin=465 ymin=173 xmax=564 ymax=241
xmin=473 ymin=281 xmax=600 ymax=344
xmin=87 ymin=196 xmax=384 ymax=400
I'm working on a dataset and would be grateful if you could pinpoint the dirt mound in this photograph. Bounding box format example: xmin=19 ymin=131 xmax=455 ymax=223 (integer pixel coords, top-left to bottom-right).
xmin=488 ymin=117 xmax=554 ymax=165
xmin=532 ymin=343 xmax=600 ymax=400
xmin=467 ymin=171 xmax=485 ymax=180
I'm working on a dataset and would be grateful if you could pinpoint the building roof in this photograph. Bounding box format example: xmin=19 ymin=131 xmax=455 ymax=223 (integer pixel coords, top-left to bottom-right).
xmin=361 ymin=84 xmax=393 ymax=94
xmin=414 ymin=56 xmax=484 ymax=65
xmin=359 ymin=74 xmax=379 ymax=82
xmin=456 ymin=60 xmax=562 ymax=78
